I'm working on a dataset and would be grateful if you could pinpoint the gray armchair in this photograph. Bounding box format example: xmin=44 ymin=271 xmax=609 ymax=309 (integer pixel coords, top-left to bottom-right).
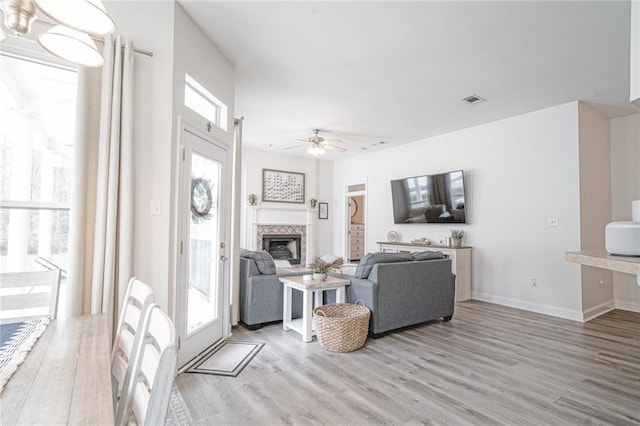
xmin=239 ymin=257 xmax=303 ymax=329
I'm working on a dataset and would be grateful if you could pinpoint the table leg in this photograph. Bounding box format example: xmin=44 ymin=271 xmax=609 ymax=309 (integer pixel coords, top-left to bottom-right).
xmin=314 ymin=289 xmax=323 ymax=307
xmin=336 ymin=285 xmax=346 ymax=303
xmin=283 ymin=284 xmax=292 ymax=331
xmin=302 ymin=288 xmax=313 ymax=342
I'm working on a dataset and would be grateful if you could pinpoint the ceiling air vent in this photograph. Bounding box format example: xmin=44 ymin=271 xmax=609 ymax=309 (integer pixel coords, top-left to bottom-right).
xmin=462 ymin=94 xmax=486 ymax=105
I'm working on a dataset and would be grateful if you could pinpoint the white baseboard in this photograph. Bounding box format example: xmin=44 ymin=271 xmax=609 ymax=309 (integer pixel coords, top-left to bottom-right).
xmin=471 ymin=291 xmax=583 ymax=322
xmin=582 ymin=300 xmax=615 ymax=322
xmin=614 ymin=300 xmax=640 ymax=313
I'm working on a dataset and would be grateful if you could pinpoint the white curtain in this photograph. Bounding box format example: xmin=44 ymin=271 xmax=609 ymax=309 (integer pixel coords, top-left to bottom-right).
xmin=67 ymin=35 xmax=135 ymax=335
xmin=230 ymin=117 xmax=244 ymax=325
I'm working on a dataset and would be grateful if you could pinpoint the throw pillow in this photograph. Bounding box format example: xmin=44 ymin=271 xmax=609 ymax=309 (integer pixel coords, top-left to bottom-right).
xmin=411 ymin=251 xmax=445 ymax=261
xmin=339 ymin=264 xmax=357 ymax=276
xmin=320 ymin=253 xmax=344 ymax=268
xmin=354 ymin=252 xmax=413 ymax=279
xmin=239 ymin=249 xmax=276 ymax=275
xmin=320 ymin=253 xmax=339 ymax=264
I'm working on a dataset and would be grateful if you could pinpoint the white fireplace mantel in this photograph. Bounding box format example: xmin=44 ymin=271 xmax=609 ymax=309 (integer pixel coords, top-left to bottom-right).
xmin=247 ymin=205 xmax=316 ymax=226
xmin=245 ymin=205 xmax=317 ymax=263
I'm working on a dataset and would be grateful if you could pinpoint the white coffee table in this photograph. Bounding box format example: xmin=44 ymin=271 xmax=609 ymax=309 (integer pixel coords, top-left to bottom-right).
xmin=279 ymin=275 xmax=350 ymax=342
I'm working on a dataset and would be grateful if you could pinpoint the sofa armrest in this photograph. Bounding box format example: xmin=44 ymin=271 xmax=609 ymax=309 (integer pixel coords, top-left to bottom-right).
xmin=329 ymin=272 xmax=379 ymax=333
xmin=239 ymin=267 xmax=304 ymax=326
xmin=240 ymin=257 xmax=261 ymax=279
xmin=239 ymin=274 xmax=282 ymax=326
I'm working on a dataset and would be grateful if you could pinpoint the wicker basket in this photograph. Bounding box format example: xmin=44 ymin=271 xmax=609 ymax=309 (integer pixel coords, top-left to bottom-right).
xmin=313 ymin=301 xmax=370 ymax=352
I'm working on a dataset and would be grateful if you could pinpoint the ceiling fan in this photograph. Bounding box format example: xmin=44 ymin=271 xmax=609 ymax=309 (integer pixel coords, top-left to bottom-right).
xmin=285 ymin=129 xmax=347 ymax=156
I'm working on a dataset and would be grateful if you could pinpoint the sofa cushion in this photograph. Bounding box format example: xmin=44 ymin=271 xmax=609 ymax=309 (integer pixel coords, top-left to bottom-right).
xmin=354 ymin=252 xmax=413 ymax=279
xmin=240 ymin=249 xmax=276 ymax=275
xmin=411 ymin=251 xmax=445 ymax=261
xmin=425 ymin=204 xmax=446 ymax=222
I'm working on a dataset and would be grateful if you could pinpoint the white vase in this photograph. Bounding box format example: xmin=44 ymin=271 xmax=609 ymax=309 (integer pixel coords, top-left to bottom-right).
xmin=312 ymin=273 xmax=327 ymax=281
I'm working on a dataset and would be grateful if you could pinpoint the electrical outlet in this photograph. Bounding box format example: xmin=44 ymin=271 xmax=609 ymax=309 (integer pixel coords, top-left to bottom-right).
xmin=529 ymin=277 xmax=536 ymax=286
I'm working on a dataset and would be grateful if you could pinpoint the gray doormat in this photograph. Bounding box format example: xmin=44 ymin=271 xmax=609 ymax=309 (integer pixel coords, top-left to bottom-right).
xmin=186 ymin=340 xmax=264 ymax=377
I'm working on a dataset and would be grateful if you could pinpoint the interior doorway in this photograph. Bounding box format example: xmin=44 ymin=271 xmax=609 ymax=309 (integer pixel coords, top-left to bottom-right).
xmin=346 ymin=183 xmax=366 ymax=263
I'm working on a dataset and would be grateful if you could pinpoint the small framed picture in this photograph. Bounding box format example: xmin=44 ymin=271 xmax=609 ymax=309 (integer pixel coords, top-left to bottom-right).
xmin=318 ymin=202 xmax=329 ymax=219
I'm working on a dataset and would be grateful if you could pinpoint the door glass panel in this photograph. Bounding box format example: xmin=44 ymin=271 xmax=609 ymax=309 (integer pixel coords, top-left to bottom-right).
xmin=188 ymin=153 xmax=220 ymax=335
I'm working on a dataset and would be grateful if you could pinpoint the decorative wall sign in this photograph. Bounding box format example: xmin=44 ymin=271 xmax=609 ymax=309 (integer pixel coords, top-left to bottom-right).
xmin=318 ymin=202 xmax=329 ymax=219
xmin=262 ymin=169 xmax=305 ymax=203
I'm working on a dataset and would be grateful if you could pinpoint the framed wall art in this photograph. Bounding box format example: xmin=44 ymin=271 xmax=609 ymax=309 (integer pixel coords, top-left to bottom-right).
xmin=318 ymin=202 xmax=329 ymax=219
xmin=262 ymin=169 xmax=305 ymax=203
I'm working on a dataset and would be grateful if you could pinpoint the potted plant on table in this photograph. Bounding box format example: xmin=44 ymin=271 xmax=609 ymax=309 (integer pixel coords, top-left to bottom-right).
xmin=309 ymin=258 xmax=330 ymax=281
xmin=309 ymin=198 xmax=318 ymax=209
xmin=248 ymin=193 xmax=257 ymax=206
xmin=450 ymin=229 xmax=465 ymax=247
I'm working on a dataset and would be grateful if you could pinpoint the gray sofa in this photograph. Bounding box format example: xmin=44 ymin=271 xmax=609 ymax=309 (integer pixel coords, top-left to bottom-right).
xmin=329 ymin=252 xmax=456 ymax=336
xmin=239 ymin=256 xmax=303 ymax=329
xmin=239 ymin=250 xmax=455 ymax=336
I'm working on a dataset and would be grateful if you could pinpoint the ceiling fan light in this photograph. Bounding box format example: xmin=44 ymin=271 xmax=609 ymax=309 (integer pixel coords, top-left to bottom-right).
xmin=307 ymin=145 xmax=325 ymax=156
xmin=38 ymin=25 xmax=104 ymax=67
xmin=2 ymin=0 xmax=37 ymax=35
xmin=34 ymin=0 xmax=115 ymax=36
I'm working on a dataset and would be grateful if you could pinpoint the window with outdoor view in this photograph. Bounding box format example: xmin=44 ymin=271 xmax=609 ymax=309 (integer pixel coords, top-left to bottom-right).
xmin=0 ymin=54 xmax=77 ymax=274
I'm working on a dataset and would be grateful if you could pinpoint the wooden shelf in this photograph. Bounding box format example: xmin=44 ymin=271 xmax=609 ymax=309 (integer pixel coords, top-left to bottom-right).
xmin=566 ymin=249 xmax=640 ymax=285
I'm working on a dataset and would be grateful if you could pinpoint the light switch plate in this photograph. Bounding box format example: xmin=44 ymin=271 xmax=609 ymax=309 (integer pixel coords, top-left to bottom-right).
xmin=150 ymin=199 xmax=162 ymax=216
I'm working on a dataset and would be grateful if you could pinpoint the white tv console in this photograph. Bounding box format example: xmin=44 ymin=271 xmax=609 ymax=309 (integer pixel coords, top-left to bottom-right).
xmin=377 ymin=241 xmax=472 ymax=302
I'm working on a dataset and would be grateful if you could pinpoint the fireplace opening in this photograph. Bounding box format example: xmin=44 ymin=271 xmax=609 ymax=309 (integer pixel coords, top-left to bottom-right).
xmin=262 ymin=234 xmax=302 ymax=265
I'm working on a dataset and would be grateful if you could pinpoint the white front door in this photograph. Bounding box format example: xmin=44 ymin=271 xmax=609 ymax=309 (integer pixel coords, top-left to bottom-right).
xmin=176 ymin=124 xmax=229 ymax=367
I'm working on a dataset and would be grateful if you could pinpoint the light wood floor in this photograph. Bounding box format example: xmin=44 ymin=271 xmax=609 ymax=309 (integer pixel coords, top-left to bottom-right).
xmin=174 ymin=301 xmax=640 ymax=425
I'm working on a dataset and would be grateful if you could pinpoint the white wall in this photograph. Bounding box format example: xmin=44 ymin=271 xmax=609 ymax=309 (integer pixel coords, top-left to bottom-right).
xmin=315 ymin=160 xmax=335 ymax=256
xmin=107 ymin=2 xmax=236 ymax=316
xmin=610 ymin=113 xmax=640 ymax=312
xmin=333 ymin=102 xmax=585 ymax=320
xmin=171 ymin=4 xmax=236 ymax=326
xmin=577 ymin=103 xmax=614 ymax=319
xmin=241 ymin=148 xmax=334 ymax=257
xmin=106 ymin=1 xmax=175 ymax=311
xmin=172 ymin=4 xmax=235 ymax=143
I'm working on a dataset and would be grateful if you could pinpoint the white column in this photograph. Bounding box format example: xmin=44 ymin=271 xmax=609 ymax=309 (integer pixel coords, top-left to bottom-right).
xmin=305 ymin=209 xmax=316 ymax=263
xmin=7 ymin=112 xmax=33 ymax=272
xmin=37 ymin=149 xmax=55 ymax=261
xmin=246 ymin=206 xmax=258 ymax=250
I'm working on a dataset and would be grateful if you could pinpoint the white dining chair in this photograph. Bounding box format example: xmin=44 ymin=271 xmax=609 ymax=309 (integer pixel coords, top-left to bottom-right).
xmin=111 ymin=277 xmax=155 ymax=408
xmin=115 ymin=303 xmax=178 ymax=426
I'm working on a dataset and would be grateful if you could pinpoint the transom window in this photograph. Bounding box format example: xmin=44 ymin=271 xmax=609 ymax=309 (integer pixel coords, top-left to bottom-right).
xmin=184 ymin=73 xmax=227 ymax=131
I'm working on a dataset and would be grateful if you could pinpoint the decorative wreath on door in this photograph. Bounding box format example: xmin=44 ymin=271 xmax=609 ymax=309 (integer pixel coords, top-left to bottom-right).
xmin=191 ymin=177 xmax=213 ymax=218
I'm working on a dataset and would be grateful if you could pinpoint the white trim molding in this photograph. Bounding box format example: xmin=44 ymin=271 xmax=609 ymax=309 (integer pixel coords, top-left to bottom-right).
xmin=614 ymin=300 xmax=640 ymax=313
xmin=471 ymin=291 xmax=583 ymax=322
xmin=582 ymin=300 xmax=615 ymax=322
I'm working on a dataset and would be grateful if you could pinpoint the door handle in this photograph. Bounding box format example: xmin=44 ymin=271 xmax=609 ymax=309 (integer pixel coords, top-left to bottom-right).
xmin=220 ymin=255 xmax=228 ymax=262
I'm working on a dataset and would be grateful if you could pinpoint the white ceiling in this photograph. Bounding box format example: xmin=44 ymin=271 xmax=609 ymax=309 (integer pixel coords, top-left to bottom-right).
xmin=179 ymin=1 xmax=636 ymax=161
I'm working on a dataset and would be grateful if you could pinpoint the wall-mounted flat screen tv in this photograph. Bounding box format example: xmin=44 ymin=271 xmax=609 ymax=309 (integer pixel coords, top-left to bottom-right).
xmin=391 ymin=170 xmax=466 ymax=224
